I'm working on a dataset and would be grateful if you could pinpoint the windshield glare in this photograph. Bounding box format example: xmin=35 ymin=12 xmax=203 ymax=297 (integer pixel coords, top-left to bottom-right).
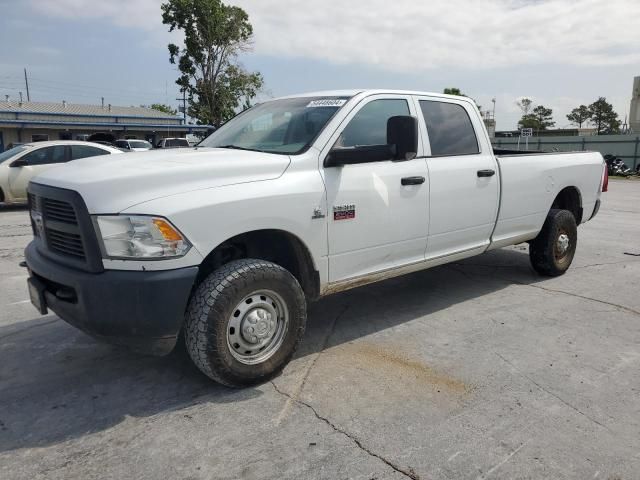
xmin=0 ymin=146 xmax=29 ymax=163
xmin=199 ymin=97 xmax=350 ymax=154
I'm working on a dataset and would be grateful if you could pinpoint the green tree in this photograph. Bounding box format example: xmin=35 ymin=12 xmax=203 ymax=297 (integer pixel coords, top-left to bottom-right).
xmin=142 ymin=103 xmax=178 ymax=116
xmin=161 ymin=0 xmax=264 ymax=126
xmin=443 ymin=87 xmax=482 ymax=112
xmin=516 ymin=97 xmax=533 ymax=116
xmin=443 ymin=87 xmax=463 ymax=96
xmin=518 ymin=114 xmax=538 ymax=130
xmin=588 ymin=97 xmax=620 ymax=134
xmin=531 ymin=105 xmax=555 ymax=131
xmin=517 ymin=101 xmax=554 ymax=133
xmin=566 ymin=105 xmax=590 ymax=128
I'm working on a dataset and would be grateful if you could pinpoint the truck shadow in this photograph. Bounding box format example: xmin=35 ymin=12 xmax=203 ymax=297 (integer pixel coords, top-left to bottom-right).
xmin=0 ymin=246 xmax=538 ymax=453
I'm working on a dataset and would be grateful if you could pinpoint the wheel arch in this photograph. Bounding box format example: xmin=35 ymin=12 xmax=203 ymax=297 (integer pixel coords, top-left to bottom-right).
xmin=550 ymin=186 xmax=583 ymax=225
xmin=196 ymin=229 xmax=320 ymax=300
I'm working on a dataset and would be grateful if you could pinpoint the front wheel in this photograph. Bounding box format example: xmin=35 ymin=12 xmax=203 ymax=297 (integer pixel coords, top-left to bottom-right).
xmin=184 ymin=259 xmax=307 ymax=387
xmin=529 ymin=209 xmax=577 ymax=276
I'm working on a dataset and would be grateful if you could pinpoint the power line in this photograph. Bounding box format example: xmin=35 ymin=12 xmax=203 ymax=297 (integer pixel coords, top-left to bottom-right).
xmin=0 ymin=75 xmax=180 ymax=102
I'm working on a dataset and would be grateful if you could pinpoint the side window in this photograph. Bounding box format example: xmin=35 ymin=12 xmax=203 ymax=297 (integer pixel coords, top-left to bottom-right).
xmin=337 ymin=99 xmax=409 ymax=147
xmin=115 ymin=141 xmax=129 ymax=149
xmin=419 ymin=100 xmax=479 ymax=156
xmin=22 ymin=146 xmax=67 ymax=165
xmin=71 ymin=145 xmax=110 ymax=160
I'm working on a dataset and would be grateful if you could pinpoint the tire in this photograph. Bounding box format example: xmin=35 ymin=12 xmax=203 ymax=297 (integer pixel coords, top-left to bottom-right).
xmin=529 ymin=209 xmax=577 ymax=276
xmin=184 ymin=259 xmax=307 ymax=387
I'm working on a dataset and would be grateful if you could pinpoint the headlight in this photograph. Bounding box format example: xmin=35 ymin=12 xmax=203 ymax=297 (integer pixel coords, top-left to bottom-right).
xmin=94 ymin=215 xmax=191 ymax=259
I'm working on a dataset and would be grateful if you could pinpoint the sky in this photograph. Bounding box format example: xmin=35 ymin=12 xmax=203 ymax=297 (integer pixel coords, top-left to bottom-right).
xmin=0 ymin=0 xmax=638 ymax=130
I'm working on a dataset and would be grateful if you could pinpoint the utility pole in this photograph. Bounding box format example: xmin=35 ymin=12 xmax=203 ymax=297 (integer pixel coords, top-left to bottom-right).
xmin=176 ymin=89 xmax=186 ymax=123
xmin=24 ymin=68 xmax=30 ymax=102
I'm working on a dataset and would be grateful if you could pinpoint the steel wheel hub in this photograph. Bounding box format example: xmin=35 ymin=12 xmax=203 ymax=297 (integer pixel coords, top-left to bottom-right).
xmin=557 ymin=233 xmax=570 ymax=255
xmin=227 ymin=290 xmax=289 ymax=365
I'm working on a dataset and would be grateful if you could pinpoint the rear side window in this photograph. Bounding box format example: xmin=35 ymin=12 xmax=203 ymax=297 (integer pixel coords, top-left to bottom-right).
xmin=71 ymin=145 xmax=110 ymax=160
xmin=115 ymin=140 xmax=130 ymax=149
xmin=419 ymin=100 xmax=479 ymax=156
xmin=337 ymin=99 xmax=409 ymax=147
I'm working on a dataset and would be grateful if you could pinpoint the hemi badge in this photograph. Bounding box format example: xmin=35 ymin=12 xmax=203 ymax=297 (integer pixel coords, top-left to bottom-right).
xmin=333 ymin=204 xmax=355 ymax=221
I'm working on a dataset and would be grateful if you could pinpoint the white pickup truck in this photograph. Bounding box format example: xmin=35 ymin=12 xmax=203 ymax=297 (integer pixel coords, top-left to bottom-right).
xmin=25 ymin=90 xmax=607 ymax=387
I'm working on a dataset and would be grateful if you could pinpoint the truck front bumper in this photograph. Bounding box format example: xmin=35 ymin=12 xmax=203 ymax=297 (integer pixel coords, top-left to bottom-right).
xmin=25 ymin=242 xmax=199 ymax=356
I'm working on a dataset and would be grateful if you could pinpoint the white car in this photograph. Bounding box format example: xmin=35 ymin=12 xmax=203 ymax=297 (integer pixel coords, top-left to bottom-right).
xmin=114 ymin=139 xmax=153 ymax=151
xmin=0 ymin=141 xmax=122 ymax=205
xmin=155 ymin=137 xmax=190 ymax=149
xmin=24 ymin=89 xmax=606 ymax=387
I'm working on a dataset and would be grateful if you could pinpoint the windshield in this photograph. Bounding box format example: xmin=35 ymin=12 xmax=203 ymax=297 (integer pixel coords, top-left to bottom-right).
xmin=199 ymin=97 xmax=350 ymax=155
xmin=0 ymin=146 xmax=29 ymax=164
xmin=129 ymin=140 xmax=152 ymax=149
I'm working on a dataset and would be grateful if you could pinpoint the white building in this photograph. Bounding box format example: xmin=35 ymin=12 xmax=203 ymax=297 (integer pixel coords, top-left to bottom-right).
xmin=0 ymin=100 xmax=212 ymax=151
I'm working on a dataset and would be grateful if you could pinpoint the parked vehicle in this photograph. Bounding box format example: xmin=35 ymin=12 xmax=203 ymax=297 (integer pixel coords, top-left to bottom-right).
xmin=115 ymin=139 xmax=153 ymax=151
xmin=0 ymin=141 xmax=123 ymax=205
xmin=93 ymin=140 xmax=117 ymax=147
xmin=604 ymin=154 xmax=634 ymax=177
xmin=155 ymin=137 xmax=190 ymax=149
xmin=24 ymin=90 xmax=606 ymax=387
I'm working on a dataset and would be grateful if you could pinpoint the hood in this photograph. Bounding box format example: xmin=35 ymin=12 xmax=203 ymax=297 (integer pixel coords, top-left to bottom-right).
xmin=32 ymin=147 xmax=291 ymax=213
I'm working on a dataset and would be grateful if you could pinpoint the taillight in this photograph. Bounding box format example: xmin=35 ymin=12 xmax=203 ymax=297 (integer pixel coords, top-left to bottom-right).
xmin=601 ymin=163 xmax=608 ymax=192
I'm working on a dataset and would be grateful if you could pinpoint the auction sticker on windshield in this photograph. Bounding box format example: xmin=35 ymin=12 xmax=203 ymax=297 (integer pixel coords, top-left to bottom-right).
xmin=306 ymin=99 xmax=347 ymax=108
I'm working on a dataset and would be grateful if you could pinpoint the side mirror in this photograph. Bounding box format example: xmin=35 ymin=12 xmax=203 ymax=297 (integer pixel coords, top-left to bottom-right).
xmin=387 ymin=115 xmax=418 ymax=161
xmin=325 ymin=144 xmax=394 ymax=167
xmin=9 ymin=158 xmax=27 ymax=168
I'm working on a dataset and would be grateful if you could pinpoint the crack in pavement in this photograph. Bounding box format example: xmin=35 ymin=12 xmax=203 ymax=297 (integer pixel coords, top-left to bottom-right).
xmin=475 ymin=441 xmax=528 ymax=480
xmin=521 ymin=282 xmax=640 ymax=317
xmin=270 ymin=381 xmax=420 ymax=480
xmin=494 ymin=352 xmax=611 ymax=432
xmin=273 ymin=303 xmax=349 ymax=426
xmin=447 ymin=264 xmax=640 ymax=317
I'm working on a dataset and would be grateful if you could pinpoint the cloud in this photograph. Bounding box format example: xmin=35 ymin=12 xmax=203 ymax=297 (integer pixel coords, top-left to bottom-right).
xmin=28 ymin=0 xmax=163 ymax=31
xmin=233 ymin=0 xmax=640 ymax=70
xmin=30 ymin=0 xmax=640 ymax=70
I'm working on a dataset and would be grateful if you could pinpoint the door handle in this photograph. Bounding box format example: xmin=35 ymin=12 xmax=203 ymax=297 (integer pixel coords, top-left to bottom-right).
xmin=401 ymin=176 xmax=425 ymax=186
xmin=477 ymin=169 xmax=496 ymax=177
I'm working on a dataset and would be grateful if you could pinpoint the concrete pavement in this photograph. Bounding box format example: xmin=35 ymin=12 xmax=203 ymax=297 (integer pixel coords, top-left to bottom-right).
xmin=1 ymin=181 xmax=639 ymax=480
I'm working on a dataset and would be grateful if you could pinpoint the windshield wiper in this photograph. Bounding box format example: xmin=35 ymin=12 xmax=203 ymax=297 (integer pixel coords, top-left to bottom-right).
xmin=217 ymin=144 xmax=265 ymax=153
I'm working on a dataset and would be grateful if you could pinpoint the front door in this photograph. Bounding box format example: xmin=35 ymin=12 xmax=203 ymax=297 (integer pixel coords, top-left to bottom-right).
xmin=8 ymin=145 xmax=69 ymax=201
xmin=414 ymin=96 xmax=500 ymax=259
xmin=321 ymin=95 xmax=429 ymax=283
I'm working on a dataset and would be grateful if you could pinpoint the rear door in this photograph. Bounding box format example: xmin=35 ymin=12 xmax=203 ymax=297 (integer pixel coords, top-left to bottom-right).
xmin=414 ymin=96 xmax=499 ymax=259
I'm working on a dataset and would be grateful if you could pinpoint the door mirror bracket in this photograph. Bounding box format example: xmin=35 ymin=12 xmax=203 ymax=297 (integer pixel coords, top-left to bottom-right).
xmin=9 ymin=159 xmax=27 ymax=168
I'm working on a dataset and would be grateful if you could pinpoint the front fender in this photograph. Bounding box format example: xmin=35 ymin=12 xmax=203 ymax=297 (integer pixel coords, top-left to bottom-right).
xmin=121 ymin=171 xmax=329 ymax=285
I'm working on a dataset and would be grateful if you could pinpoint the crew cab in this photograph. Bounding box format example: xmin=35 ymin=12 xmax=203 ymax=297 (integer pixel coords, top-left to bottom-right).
xmin=24 ymin=90 xmax=607 ymax=387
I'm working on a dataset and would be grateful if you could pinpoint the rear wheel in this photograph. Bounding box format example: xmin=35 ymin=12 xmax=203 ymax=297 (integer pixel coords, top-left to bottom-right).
xmin=529 ymin=209 xmax=577 ymax=276
xmin=184 ymin=259 xmax=306 ymax=387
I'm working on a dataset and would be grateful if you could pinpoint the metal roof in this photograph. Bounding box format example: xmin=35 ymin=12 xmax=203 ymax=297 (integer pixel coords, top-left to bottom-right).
xmin=0 ymin=100 xmax=180 ymax=119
